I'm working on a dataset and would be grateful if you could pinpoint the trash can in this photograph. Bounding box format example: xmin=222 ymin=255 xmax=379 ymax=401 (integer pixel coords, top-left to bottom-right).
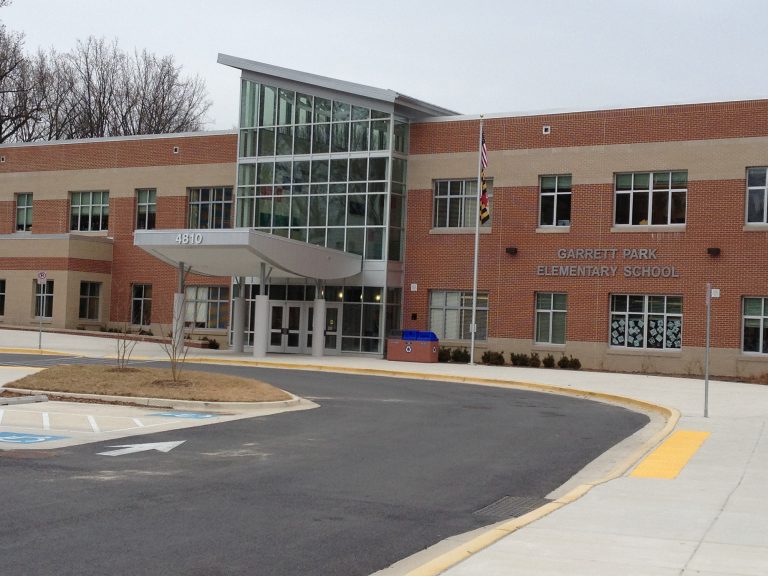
xmin=386 ymin=330 xmax=439 ymax=362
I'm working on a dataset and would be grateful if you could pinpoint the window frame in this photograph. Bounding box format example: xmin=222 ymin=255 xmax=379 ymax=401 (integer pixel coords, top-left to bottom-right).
xmin=70 ymin=191 xmax=109 ymax=232
xmin=535 ymin=292 xmax=567 ymax=344
xmin=131 ymin=284 xmax=152 ymax=326
xmin=184 ymin=285 xmax=230 ymax=330
xmin=609 ymin=294 xmax=683 ymax=350
xmin=614 ymin=171 xmax=687 ymax=226
xmin=0 ymin=279 xmax=5 ymax=316
xmin=742 ymin=297 xmax=768 ymax=354
xmin=136 ymin=188 xmax=157 ymax=230
xmin=429 ymin=290 xmax=488 ymax=341
xmin=16 ymin=192 xmax=32 ymax=232
xmin=188 ymin=187 xmax=233 ymax=229
xmin=538 ymin=175 xmax=572 ymax=227
xmin=746 ymin=168 xmax=768 ymax=224
xmin=34 ymin=279 xmax=54 ymax=319
xmin=78 ymin=281 xmax=101 ymax=320
xmin=432 ymin=179 xmax=493 ymax=229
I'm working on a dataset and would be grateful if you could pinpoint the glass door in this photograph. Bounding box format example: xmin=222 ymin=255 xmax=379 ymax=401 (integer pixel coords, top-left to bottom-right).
xmin=268 ymin=303 xmax=304 ymax=353
xmin=324 ymin=303 xmax=341 ymax=354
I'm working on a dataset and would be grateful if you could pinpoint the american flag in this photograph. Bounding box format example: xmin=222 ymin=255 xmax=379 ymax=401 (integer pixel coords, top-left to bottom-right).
xmin=480 ymin=130 xmax=490 ymax=224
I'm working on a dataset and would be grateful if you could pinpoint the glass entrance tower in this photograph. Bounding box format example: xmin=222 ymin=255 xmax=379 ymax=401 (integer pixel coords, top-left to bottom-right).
xmin=219 ymin=55 xmax=455 ymax=355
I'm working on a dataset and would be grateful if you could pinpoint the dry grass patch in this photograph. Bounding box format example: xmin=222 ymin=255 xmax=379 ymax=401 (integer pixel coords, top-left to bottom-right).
xmin=11 ymin=364 xmax=291 ymax=403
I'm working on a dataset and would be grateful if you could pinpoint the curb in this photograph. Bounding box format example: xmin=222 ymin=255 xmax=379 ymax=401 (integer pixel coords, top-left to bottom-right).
xmin=2 ymin=387 xmax=304 ymax=412
xmin=0 ymin=394 xmax=48 ymax=406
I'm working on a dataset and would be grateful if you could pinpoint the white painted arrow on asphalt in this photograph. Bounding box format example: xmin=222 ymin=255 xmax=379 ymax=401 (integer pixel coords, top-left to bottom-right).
xmin=97 ymin=441 xmax=186 ymax=457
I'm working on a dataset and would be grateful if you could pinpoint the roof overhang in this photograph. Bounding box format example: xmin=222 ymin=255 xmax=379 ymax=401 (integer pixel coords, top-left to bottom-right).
xmin=217 ymin=53 xmax=458 ymax=120
xmin=134 ymin=229 xmax=362 ymax=280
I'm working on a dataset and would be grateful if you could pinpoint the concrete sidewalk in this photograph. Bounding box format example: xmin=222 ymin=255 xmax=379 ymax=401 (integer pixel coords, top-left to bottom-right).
xmin=1 ymin=328 xmax=766 ymax=575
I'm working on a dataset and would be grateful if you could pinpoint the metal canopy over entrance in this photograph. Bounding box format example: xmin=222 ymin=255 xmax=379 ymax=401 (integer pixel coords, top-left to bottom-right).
xmin=134 ymin=229 xmax=362 ymax=359
xmin=133 ymin=229 xmax=362 ymax=279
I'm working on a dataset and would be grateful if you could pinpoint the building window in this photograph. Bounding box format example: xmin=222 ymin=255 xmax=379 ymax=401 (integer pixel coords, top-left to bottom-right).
xmin=535 ymin=293 xmax=567 ymax=344
xmin=71 ymin=191 xmax=109 ymax=231
xmin=429 ymin=290 xmax=488 ymax=340
xmin=34 ymin=280 xmax=54 ymax=319
xmin=16 ymin=193 xmax=32 ymax=231
xmin=746 ymin=168 xmax=768 ymax=224
xmin=78 ymin=282 xmax=101 ymax=320
xmin=539 ymin=175 xmax=572 ymax=227
xmin=185 ymin=286 xmax=230 ymax=329
xmin=610 ymin=295 xmax=682 ymax=349
xmin=0 ymin=279 xmax=5 ymax=316
xmin=614 ymin=171 xmax=686 ymax=225
xmin=188 ymin=187 xmax=233 ymax=229
xmin=433 ymin=179 xmax=493 ymax=229
xmin=136 ymin=188 xmax=157 ymax=230
xmin=743 ymin=297 xmax=768 ymax=353
xmin=131 ymin=284 xmax=152 ymax=326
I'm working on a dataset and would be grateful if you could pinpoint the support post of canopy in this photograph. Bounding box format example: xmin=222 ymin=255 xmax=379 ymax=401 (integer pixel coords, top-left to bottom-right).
xmin=173 ymin=261 xmax=186 ymax=358
xmin=253 ymin=263 xmax=269 ymax=358
xmin=312 ymin=280 xmax=326 ymax=357
xmin=231 ymin=277 xmax=245 ymax=353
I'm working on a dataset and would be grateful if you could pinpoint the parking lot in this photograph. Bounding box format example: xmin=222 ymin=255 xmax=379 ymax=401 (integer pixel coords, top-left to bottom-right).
xmin=0 ymin=399 xmax=248 ymax=449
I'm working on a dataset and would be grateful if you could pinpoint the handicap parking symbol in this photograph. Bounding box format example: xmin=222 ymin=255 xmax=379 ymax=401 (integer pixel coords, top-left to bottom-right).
xmin=0 ymin=432 xmax=67 ymax=444
xmin=150 ymin=412 xmax=216 ymax=420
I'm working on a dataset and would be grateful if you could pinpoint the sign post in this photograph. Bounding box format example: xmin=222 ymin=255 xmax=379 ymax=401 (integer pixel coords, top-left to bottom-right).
xmin=704 ymin=283 xmax=720 ymax=418
xmin=36 ymin=271 xmax=46 ymax=350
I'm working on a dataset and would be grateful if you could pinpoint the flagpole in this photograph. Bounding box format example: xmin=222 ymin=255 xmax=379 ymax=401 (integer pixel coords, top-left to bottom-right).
xmin=470 ymin=117 xmax=484 ymax=365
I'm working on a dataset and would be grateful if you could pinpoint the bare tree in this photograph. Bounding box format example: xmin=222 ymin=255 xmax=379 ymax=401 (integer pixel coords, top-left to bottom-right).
xmin=1 ymin=31 xmax=211 ymax=142
xmin=0 ymin=24 xmax=41 ymax=142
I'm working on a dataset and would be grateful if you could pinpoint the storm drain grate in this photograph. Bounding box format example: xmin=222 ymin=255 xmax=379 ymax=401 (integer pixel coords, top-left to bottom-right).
xmin=473 ymin=496 xmax=551 ymax=520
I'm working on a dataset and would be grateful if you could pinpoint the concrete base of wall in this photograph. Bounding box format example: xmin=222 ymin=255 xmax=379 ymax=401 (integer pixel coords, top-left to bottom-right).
xmin=439 ymin=338 xmax=768 ymax=380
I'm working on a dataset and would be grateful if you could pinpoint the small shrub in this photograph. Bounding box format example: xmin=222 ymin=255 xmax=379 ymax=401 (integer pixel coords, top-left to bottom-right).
xmin=206 ymin=338 xmax=220 ymax=350
xmin=438 ymin=347 xmax=452 ymax=362
xmin=509 ymin=353 xmax=521 ymax=366
xmin=569 ymin=356 xmax=582 ymax=370
xmin=529 ymin=352 xmax=541 ymax=368
xmin=138 ymin=329 xmax=153 ymax=336
xmin=557 ymin=355 xmax=570 ymax=369
xmin=451 ymin=347 xmax=470 ymax=363
xmin=518 ymin=353 xmax=530 ymax=367
xmin=542 ymin=354 xmax=556 ymax=368
xmin=481 ymin=350 xmax=505 ymax=366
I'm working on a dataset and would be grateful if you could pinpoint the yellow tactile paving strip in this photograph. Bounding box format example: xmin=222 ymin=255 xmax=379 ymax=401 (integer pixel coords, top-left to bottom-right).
xmin=630 ymin=430 xmax=710 ymax=479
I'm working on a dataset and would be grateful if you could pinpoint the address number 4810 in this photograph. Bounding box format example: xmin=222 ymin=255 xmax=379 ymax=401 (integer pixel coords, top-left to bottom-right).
xmin=175 ymin=233 xmax=204 ymax=245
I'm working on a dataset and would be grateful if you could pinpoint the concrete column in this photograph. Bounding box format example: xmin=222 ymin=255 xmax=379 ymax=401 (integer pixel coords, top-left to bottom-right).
xmin=172 ymin=292 xmax=185 ymax=358
xmin=231 ymin=295 xmax=245 ymax=353
xmin=312 ymin=298 xmax=326 ymax=357
xmin=252 ymin=294 xmax=269 ymax=358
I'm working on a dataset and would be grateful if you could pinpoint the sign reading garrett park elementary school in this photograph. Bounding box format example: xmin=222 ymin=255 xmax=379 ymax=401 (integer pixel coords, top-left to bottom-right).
xmin=536 ymin=247 xmax=681 ymax=279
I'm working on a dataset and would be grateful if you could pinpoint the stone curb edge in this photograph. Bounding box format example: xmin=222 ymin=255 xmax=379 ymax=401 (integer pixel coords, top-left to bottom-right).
xmin=2 ymin=387 xmax=304 ymax=411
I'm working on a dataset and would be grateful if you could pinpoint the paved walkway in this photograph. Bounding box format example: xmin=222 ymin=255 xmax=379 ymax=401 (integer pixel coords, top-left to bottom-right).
xmin=1 ymin=329 xmax=766 ymax=575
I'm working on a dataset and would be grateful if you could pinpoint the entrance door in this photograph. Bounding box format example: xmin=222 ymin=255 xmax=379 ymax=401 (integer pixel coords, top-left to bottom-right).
xmin=324 ymin=303 xmax=341 ymax=354
xmin=268 ymin=303 xmax=303 ymax=353
xmin=305 ymin=302 xmax=341 ymax=355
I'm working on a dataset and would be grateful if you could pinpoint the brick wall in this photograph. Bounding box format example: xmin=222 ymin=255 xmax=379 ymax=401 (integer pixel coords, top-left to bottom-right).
xmin=0 ymin=133 xmax=237 ymax=174
xmin=405 ymin=102 xmax=768 ymax=371
xmin=410 ymin=100 xmax=768 ymax=155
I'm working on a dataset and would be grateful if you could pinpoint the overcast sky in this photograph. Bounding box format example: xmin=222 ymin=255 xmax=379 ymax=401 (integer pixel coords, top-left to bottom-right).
xmin=3 ymin=0 xmax=768 ymax=130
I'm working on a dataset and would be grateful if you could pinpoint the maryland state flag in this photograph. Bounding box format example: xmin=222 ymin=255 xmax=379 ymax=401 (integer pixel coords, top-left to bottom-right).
xmin=479 ymin=132 xmax=490 ymax=224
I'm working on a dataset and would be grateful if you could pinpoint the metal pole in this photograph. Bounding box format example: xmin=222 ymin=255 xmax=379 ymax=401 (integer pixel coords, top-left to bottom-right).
xmin=704 ymin=282 xmax=711 ymax=418
xmin=37 ymin=287 xmax=42 ymax=350
xmin=469 ymin=117 xmax=484 ymax=365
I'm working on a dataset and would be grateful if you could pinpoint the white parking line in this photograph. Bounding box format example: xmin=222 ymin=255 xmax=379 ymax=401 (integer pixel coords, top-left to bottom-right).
xmin=42 ymin=412 xmax=50 ymax=430
xmin=87 ymin=415 xmax=100 ymax=433
xmin=132 ymin=418 xmax=145 ymax=427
